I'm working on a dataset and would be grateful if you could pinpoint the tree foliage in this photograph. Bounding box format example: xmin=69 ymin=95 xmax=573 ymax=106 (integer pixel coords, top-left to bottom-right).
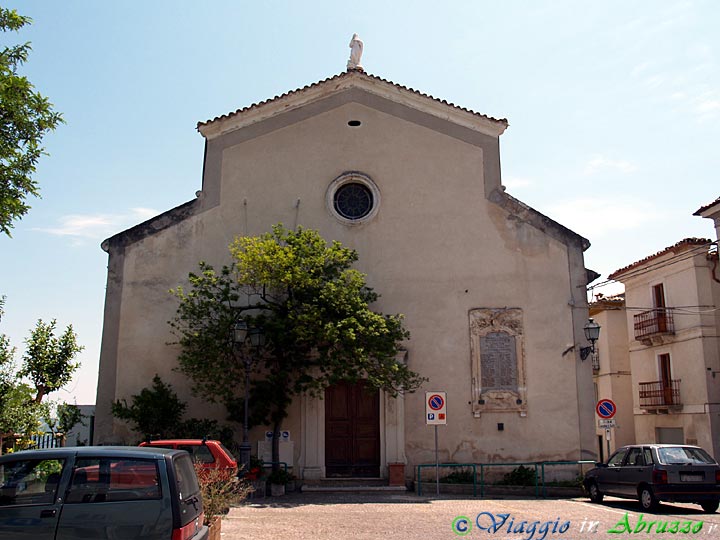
xmin=170 ymin=225 xmax=426 ymax=465
xmin=0 ymin=7 xmax=64 ymax=236
xmin=20 ymin=319 xmax=82 ymax=403
xmin=111 ymin=374 xmax=235 ymax=446
xmin=112 ymin=375 xmax=187 ymax=441
xmin=56 ymin=403 xmax=85 ymax=435
xmin=0 ymin=297 xmax=39 ymax=438
xmin=0 ymin=297 xmax=15 ymax=397
xmin=0 ymin=302 xmax=82 ymax=444
xmin=0 ymin=382 xmax=45 ymax=444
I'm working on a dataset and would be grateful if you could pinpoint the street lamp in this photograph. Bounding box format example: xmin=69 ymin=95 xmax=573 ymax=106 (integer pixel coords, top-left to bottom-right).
xmin=233 ymin=319 xmax=263 ymax=473
xmin=580 ymin=318 xmax=601 ymax=361
xmin=233 ymin=319 xmax=248 ymax=344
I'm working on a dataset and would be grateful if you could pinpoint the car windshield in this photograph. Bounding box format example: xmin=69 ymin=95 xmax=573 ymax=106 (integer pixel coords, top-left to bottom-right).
xmin=657 ymin=447 xmax=716 ymax=465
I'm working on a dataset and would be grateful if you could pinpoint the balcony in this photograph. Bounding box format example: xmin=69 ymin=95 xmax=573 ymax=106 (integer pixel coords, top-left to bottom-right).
xmin=634 ymin=308 xmax=675 ymax=340
xmin=639 ymin=379 xmax=682 ymax=410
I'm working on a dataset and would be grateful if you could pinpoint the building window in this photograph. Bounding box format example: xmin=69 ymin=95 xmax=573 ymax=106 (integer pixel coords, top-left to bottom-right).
xmin=658 ymin=353 xmax=674 ymax=405
xmin=326 ymin=172 xmax=380 ymax=225
xmin=334 ymin=183 xmax=373 ymax=220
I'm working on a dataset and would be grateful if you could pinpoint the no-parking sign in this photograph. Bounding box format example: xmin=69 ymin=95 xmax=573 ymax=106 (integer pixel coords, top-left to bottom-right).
xmin=596 ymin=399 xmax=617 ymax=419
xmin=426 ymin=391 xmax=447 ymax=425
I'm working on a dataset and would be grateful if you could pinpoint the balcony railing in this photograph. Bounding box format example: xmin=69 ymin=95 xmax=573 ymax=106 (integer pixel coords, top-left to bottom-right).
xmin=639 ymin=379 xmax=681 ymax=408
xmin=634 ymin=308 xmax=675 ymax=340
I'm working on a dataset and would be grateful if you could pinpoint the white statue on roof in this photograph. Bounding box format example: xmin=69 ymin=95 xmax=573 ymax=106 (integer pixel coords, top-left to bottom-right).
xmin=347 ymin=33 xmax=364 ymax=71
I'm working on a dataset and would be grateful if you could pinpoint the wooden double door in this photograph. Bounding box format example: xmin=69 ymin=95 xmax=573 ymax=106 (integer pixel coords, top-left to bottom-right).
xmin=325 ymin=381 xmax=380 ymax=477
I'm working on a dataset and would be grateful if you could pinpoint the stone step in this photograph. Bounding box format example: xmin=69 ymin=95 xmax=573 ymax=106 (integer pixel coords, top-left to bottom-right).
xmin=301 ymin=478 xmax=407 ymax=492
xmin=302 ymin=484 xmax=407 ymax=493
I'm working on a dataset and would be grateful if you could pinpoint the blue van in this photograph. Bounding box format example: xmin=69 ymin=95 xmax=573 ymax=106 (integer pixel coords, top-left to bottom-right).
xmin=0 ymin=446 xmax=208 ymax=540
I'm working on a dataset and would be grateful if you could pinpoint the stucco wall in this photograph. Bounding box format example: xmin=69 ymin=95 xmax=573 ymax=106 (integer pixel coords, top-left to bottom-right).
xmin=592 ymin=308 xmax=634 ymax=454
xmin=96 ymin=97 xmax=593 ymax=468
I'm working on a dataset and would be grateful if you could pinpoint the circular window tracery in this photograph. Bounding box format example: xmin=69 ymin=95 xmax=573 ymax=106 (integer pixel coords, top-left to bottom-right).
xmin=326 ymin=172 xmax=380 ymax=225
xmin=334 ymin=183 xmax=373 ymax=219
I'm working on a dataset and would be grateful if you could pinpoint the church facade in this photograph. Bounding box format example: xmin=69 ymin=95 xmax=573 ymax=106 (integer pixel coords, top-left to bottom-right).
xmin=95 ymin=68 xmax=597 ymax=480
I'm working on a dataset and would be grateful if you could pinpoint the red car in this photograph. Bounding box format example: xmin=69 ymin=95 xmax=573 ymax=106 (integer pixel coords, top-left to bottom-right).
xmin=139 ymin=439 xmax=238 ymax=474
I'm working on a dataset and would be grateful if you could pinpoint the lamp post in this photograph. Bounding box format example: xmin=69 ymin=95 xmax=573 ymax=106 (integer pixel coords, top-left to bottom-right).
xmin=233 ymin=319 xmax=264 ymax=473
xmin=580 ymin=318 xmax=601 ymax=361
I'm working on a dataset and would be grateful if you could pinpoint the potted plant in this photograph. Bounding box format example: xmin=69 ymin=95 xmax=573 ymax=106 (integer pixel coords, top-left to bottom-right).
xmin=194 ymin=463 xmax=250 ymax=540
xmin=268 ymin=468 xmax=292 ymax=496
xmin=245 ymin=456 xmax=266 ymax=498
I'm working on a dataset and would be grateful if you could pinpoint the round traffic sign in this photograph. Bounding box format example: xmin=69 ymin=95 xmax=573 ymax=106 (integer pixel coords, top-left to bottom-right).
xmin=596 ymin=399 xmax=617 ymax=419
xmin=428 ymin=394 xmax=445 ymax=411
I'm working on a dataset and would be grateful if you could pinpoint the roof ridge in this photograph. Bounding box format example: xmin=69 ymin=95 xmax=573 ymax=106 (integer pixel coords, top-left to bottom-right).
xmin=197 ymin=70 xmax=508 ymax=129
xmin=609 ymin=237 xmax=713 ymax=280
xmin=694 ymin=196 xmax=720 ymax=215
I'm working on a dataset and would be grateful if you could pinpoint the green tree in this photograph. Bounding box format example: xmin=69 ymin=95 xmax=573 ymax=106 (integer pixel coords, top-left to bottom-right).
xmin=56 ymin=403 xmax=84 ymax=434
xmin=0 ymin=383 xmax=46 ymax=448
xmin=20 ymin=319 xmax=82 ymax=403
xmin=170 ymin=225 xmax=426 ymax=468
xmin=111 ymin=374 xmax=235 ymax=446
xmin=0 ymin=297 xmax=15 ymax=395
xmin=112 ymin=374 xmax=187 ymax=441
xmin=45 ymin=402 xmax=85 ymax=438
xmin=0 ymin=304 xmax=82 ymax=448
xmin=1 ymin=7 xmax=64 ymax=236
xmin=0 ymin=298 xmax=37 ymax=441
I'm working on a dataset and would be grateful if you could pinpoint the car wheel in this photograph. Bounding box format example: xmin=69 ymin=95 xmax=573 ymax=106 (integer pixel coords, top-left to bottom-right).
xmin=588 ymin=482 xmax=604 ymax=503
xmin=701 ymin=501 xmax=719 ymax=513
xmin=640 ymin=486 xmax=659 ymax=511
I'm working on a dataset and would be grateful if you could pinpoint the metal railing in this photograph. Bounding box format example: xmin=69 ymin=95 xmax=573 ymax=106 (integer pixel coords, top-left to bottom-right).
xmin=1 ymin=432 xmax=64 ymax=453
xmin=634 ymin=309 xmax=674 ymax=340
xmin=416 ymin=460 xmax=596 ymax=497
xmin=417 ymin=463 xmax=478 ymax=496
xmin=639 ymin=379 xmax=682 ymax=408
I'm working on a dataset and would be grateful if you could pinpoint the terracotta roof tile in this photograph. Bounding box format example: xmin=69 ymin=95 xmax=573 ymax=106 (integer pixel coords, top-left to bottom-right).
xmin=694 ymin=196 xmax=720 ymax=215
xmin=197 ymin=69 xmax=508 ymax=129
xmin=609 ymin=238 xmax=713 ymax=280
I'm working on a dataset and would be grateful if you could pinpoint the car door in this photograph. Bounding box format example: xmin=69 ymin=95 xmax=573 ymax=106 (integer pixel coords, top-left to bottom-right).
xmin=54 ymin=456 xmax=172 ymax=540
xmin=598 ymin=448 xmax=629 ymax=496
xmin=618 ymin=447 xmax=649 ymax=497
xmin=0 ymin=455 xmax=68 ymax=540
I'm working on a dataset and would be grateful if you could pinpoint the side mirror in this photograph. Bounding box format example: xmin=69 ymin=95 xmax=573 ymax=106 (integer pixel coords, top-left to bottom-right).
xmin=595 ymin=462 xmax=607 ymax=468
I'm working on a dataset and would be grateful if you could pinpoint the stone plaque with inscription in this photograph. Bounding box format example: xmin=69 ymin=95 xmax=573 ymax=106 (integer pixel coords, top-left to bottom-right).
xmin=480 ymin=331 xmax=517 ymax=391
xmin=469 ymin=308 xmax=526 ymax=415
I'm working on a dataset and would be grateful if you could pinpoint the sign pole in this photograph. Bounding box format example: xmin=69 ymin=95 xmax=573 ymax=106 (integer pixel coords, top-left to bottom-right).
xmin=606 ymin=428 xmax=611 ymax=458
xmin=596 ymin=399 xmax=618 ymax=462
xmin=425 ymin=391 xmax=447 ymax=497
xmin=435 ymin=425 xmax=439 ymax=496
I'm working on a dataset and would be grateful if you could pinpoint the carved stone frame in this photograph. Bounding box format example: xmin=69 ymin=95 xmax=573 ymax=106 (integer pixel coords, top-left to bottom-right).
xmin=469 ymin=308 xmax=527 ymax=417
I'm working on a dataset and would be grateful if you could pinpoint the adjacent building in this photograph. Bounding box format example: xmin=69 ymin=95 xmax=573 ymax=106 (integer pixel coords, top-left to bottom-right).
xmin=608 ymin=228 xmax=719 ymax=458
xmin=589 ymin=295 xmax=633 ymax=461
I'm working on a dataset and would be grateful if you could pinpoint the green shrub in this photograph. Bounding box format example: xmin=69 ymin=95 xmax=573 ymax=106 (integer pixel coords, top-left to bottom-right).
xmin=268 ymin=468 xmax=294 ymax=485
xmin=441 ymin=469 xmax=475 ymax=484
xmin=501 ymin=465 xmax=536 ymax=486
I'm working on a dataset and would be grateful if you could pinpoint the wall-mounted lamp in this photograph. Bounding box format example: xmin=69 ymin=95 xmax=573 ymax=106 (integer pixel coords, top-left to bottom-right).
xmin=580 ymin=318 xmax=601 ymax=361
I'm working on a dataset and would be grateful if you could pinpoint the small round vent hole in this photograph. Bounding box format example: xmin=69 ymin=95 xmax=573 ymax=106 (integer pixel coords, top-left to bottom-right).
xmin=347 ymin=120 xmax=362 ymax=127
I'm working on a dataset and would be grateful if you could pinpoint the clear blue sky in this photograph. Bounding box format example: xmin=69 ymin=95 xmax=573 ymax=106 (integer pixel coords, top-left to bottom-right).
xmin=1 ymin=1 xmax=717 ymax=404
